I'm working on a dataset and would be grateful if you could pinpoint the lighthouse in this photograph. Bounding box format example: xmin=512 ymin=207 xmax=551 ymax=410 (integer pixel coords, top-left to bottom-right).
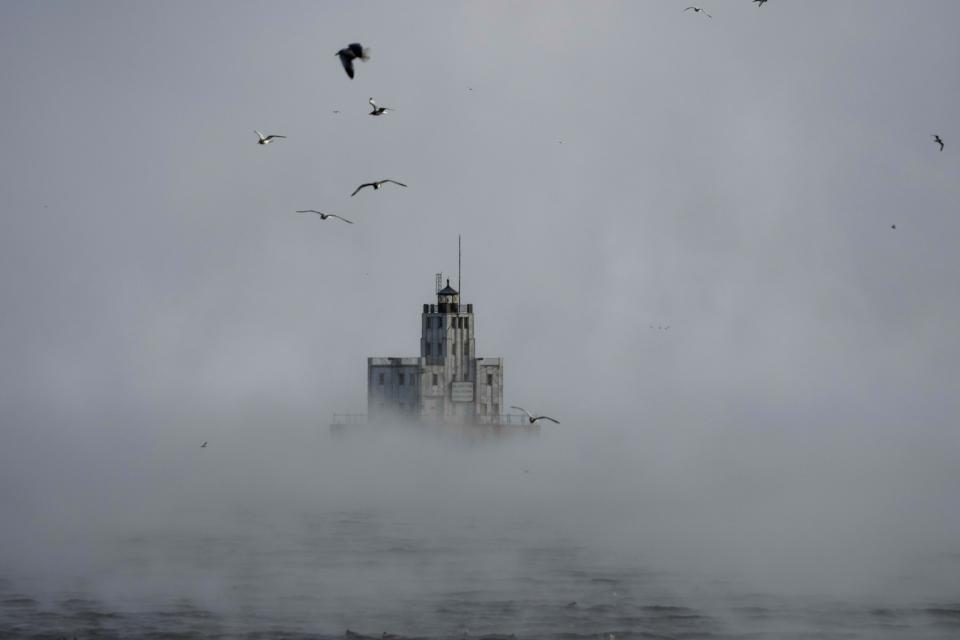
xmin=365 ymin=276 xmax=504 ymax=425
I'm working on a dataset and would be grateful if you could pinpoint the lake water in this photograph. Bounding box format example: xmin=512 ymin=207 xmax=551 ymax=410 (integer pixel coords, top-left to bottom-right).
xmin=3 ymin=507 xmax=960 ymax=639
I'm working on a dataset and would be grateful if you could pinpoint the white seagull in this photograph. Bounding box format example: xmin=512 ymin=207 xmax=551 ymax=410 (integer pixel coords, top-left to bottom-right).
xmin=511 ymin=406 xmax=560 ymax=425
xmin=368 ymin=98 xmax=393 ymax=116
xmin=351 ymin=179 xmax=407 ymax=196
xmin=684 ymin=6 xmax=712 ymax=17
xmin=336 ymin=43 xmax=370 ymax=79
xmin=296 ymin=210 xmax=353 ymax=224
xmin=255 ymin=130 xmax=286 ymax=145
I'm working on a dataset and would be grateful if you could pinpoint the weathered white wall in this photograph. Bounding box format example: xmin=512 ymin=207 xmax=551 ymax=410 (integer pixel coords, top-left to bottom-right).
xmin=367 ymin=357 xmax=420 ymax=422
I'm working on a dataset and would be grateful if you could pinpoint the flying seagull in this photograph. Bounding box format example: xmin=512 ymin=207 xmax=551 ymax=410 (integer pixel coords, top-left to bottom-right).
xmin=511 ymin=406 xmax=560 ymax=425
xmin=754 ymin=0 xmax=767 ymax=5
xmin=296 ymin=210 xmax=353 ymax=224
xmin=684 ymin=6 xmax=712 ymax=17
xmin=932 ymin=134 xmax=944 ymax=151
xmin=368 ymin=98 xmax=393 ymax=116
xmin=351 ymin=179 xmax=407 ymax=196
xmin=201 ymin=441 xmax=208 ymax=448
xmin=255 ymin=130 xmax=286 ymax=145
xmin=336 ymin=43 xmax=370 ymax=79
xmin=891 ymin=224 xmax=896 ymax=230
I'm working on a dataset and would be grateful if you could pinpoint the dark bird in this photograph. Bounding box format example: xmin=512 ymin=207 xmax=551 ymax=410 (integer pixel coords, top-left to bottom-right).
xmin=511 ymin=406 xmax=560 ymax=425
xmin=932 ymin=134 xmax=944 ymax=151
xmin=351 ymin=179 xmax=407 ymax=196
xmin=255 ymin=130 xmax=286 ymax=145
xmin=201 ymin=441 xmax=208 ymax=448
xmin=754 ymin=0 xmax=767 ymax=5
xmin=368 ymin=98 xmax=393 ymax=116
xmin=336 ymin=43 xmax=370 ymax=79
xmin=332 ymin=110 xmax=341 ymax=114
xmin=684 ymin=6 xmax=712 ymax=17
xmin=891 ymin=224 xmax=896 ymax=230
xmin=296 ymin=209 xmax=353 ymax=224
xmin=565 ymin=601 xmax=578 ymax=608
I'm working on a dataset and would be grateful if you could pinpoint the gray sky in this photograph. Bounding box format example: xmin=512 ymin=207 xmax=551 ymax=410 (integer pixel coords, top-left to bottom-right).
xmin=1 ymin=0 xmax=959 ymax=599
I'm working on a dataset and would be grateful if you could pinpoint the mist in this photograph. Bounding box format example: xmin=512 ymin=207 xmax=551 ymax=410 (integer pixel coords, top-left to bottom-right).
xmin=2 ymin=0 xmax=960 ymax=637
xmin=3 ymin=410 xmax=959 ymax=633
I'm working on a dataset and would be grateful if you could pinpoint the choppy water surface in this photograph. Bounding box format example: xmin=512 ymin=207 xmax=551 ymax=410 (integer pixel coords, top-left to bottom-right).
xmin=2 ymin=508 xmax=959 ymax=639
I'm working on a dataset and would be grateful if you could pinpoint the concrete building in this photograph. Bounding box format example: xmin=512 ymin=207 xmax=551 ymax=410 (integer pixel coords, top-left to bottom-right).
xmin=366 ymin=278 xmax=505 ymax=426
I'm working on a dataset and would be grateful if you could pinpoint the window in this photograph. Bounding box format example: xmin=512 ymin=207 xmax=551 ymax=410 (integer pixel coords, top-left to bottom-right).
xmin=452 ymin=342 xmax=456 ymax=355
xmin=432 ymin=373 xmax=438 ymax=386
xmin=399 ymin=373 xmax=405 ymax=386
xmin=378 ymin=373 xmax=385 ymax=385
xmin=465 ymin=318 xmax=469 ymax=331
xmin=487 ymin=373 xmax=493 ymax=386
xmin=426 ymin=343 xmax=431 ymax=356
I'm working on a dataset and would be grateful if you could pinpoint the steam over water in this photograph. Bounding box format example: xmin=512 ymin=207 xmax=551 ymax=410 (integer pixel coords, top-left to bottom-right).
xmin=1 ymin=421 xmax=959 ymax=639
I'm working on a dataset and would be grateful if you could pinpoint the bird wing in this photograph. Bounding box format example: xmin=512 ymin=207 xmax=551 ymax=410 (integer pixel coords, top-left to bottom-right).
xmin=510 ymin=405 xmax=532 ymax=418
xmin=296 ymin=210 xmax=323 ymax=215
xmin=348 ymin=43 xmax=365 ymax=58
xmin=339 ymin=54 xmax=355 ymax=79
xmin=331 ymin=214 xmax=354 ymax=224
xmin=255 ymin=130 xmax=265 ymax=141
xmin=537 ymin=416 xmax=560 ymax=424
xmin=351 ymin=183 xmax=373 ymax=196
xmin=265 ymin=135 xmax=286 ymax=141
xmin=384 ymin=180 xmax=407 ymax=187
xmin=684 ymin=7 xmax=696 ymax=11
xmin=369 ymin=98 xmax=377 ymax=109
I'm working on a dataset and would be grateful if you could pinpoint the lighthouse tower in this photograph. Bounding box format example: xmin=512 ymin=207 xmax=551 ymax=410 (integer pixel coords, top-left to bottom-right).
xmin=366 ymin=276 xmax=503 ymax=425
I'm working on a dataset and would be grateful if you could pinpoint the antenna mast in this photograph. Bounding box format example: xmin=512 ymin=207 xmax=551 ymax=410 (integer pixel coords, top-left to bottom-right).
xmin=458 ymin=234 xmax=461 ymax=297
xmin=435 ymin=273 xmax=442 ymax=294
